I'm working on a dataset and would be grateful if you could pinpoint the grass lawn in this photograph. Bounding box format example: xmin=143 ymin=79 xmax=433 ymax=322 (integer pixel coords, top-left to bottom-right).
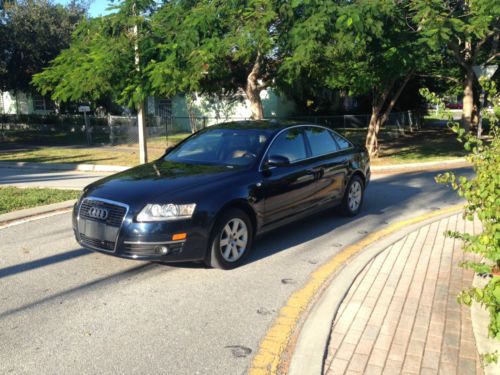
xmin=0 ymin=127 xmax=466 ymax=167
xmin=339 ymin=125 xmax=466 ymax=165
xmin=0 ymin=186 xmax=81 ymax=215
xmin=0 ymin=133 xmax=191 ymax=166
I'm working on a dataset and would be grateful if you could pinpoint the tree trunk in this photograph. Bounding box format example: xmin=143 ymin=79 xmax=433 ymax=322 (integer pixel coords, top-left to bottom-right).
xmin=462 ymin=67 xmax=474 ymax=132
xmin=245 ymin=51 xmax=264 ymax=120
xmin=365 ymin=71 xmax=413 ymax=158
xmin=245 ymin=84 xmax=264 ymax=120
xmin=185 ymin=93 xmax=198 ymax=133
xmin=365 ymin=105 xmax=382 ymax=158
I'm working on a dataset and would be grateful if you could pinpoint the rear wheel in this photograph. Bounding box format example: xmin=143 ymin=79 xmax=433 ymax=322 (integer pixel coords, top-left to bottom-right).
xmin=340 ymin=175 xmax=364 ymax=216
xmin=206 ymin=208 xmax=253 ymax=269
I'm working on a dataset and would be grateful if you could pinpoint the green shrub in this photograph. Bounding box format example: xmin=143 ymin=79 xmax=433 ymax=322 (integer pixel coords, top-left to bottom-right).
xmin=421 ymin=84 xmax=500 ymax=340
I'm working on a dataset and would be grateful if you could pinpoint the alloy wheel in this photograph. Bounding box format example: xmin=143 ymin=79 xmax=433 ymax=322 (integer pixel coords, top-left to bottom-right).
xmin=219 ymin=218 xmax=248 ymax=262
xmin=348 ymin=180 xmax=362 ymax=212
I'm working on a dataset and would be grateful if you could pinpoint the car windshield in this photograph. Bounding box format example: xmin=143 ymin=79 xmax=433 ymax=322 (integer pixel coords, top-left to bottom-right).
xmin=164 ymin=128 xmax=270 ymax=167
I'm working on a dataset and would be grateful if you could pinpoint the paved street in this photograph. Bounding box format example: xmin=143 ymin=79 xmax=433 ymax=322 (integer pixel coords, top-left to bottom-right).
xmin=0 ymin=167 xmax=472 ymax=374
xmin=0 ymin=165 xmax=106 ymax=190
xmin=324 ymin=213 xmax=482 ymax=375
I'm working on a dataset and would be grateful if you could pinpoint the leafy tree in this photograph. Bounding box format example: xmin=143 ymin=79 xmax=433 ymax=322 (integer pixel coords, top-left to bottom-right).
xmin=281 ymin=0 xmax=428 ymax=157
xmin=411 ymin=0 xmax=500 ymax=130
xmin=423 ymin=80 xmax=500 ymax=341
xmin=33 ymin=0 xmax=155 ymax=108
xmin=0 ymin=0 xmax=87 ymax=93
xmin=147 ymin=0 xmax=284 ymax=120
xmin=33 ymin=0 xmax=156 ymax=163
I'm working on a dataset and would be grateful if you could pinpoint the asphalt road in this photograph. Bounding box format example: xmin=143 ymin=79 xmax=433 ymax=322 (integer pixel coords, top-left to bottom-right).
xmin=0 ymin=167 xmax=472 ymax=375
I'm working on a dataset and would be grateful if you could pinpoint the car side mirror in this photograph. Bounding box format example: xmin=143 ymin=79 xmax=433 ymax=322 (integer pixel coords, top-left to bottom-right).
xmin=266 ymin=155 xmax=290 ymax=168
xmin=164 ymin=146 xmax=174 ymax=154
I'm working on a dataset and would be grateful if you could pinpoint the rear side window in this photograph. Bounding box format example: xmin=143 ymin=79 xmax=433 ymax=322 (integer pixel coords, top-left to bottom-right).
xmin=331 ymin=131 xmax=352 ymax=150
xmin=268 ymin=128 xmax=307 ymax=162
xmin=305 ymin=127 xmax=340 ymax=156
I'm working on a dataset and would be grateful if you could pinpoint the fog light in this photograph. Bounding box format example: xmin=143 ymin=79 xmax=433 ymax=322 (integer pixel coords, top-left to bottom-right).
xmin=155 ymin=245 xmax=169 ymax=255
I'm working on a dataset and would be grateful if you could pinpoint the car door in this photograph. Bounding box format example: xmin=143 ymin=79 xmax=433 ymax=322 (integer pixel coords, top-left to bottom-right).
xmin=302 ymin=126 xmax=350 ymax=207
xmin=260 ymin=128 xmax=317 ymax=227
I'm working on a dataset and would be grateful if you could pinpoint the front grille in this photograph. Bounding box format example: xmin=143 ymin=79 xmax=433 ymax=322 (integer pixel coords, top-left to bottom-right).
xmin=80 ymin=199 xmax=127 ymax=227
xmin=80 ymin=234 xmax=115 ymax=251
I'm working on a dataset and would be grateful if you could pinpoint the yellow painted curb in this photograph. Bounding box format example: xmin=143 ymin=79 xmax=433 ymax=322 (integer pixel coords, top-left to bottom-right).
xmin=248 ymin=204 xmax=465 ymax=375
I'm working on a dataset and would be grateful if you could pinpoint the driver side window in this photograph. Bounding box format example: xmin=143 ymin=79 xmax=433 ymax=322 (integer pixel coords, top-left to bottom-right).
xmin=267 ymin=128 xmax=307 ymax=162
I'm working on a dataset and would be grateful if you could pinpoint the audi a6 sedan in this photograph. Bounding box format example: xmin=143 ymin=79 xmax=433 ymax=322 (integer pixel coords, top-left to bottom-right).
xmin=73 ymin=121 xmax=370 ymax=269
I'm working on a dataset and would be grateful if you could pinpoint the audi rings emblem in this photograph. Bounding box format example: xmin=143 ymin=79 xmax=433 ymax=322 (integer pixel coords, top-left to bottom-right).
xmin=88 ymin=206 xmax=109 ymax=220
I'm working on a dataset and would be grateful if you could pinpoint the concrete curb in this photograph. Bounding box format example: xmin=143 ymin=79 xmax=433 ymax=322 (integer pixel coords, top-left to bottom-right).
xmin=0 ymin=199 xmax=76 ymax=228
xmin=0 ymin=161 xmax=129 ymax=173
xmin=470 ymin=273 xmax=500 ymax=375
xmin=370 ymin=158 xmax=468 ymax=173
xmin=286 ymin=208 xmax=465 ymax=375
xmin=249 ymin=205 xmax=464 ymax=375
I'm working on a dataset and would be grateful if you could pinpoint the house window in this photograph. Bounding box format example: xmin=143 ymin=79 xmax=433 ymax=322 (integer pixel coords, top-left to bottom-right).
xmin=32 ymin=94 xmax=55 ymax=112
xmin=33 ymin=94 xmax=46 ymax=111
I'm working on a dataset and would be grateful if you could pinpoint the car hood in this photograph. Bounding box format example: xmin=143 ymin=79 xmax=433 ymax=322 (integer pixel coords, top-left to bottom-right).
xmin=84 ymin=160 xmax=240 ymax=208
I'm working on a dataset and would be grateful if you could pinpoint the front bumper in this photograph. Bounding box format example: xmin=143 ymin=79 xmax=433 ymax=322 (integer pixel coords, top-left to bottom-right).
xmin=73 ymin=198 xmax=210 ymax=263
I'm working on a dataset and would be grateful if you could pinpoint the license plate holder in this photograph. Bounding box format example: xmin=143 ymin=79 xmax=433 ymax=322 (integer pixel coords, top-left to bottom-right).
xmin=79 ymin=219 xmax=118 ymax=242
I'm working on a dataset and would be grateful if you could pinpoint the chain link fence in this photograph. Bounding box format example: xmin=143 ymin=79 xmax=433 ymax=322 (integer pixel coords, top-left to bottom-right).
xmin=1 ymin=111 xmax=421 ymax=147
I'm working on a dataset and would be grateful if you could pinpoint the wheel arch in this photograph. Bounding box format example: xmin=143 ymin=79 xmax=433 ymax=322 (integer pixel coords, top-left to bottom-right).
xmin=204 ymin=199 xmax=258 ymax=261
xmin=217 ymin=199 xmax=258 ymax=235
xmin=350 ymin=169 xmax=366 ymax=188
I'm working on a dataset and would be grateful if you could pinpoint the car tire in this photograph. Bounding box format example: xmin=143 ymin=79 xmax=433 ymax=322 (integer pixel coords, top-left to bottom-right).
xmin=206 ymin=208 xmax=254 ymax=270
xmin=340 ymin=175 xmax=364 ymax=216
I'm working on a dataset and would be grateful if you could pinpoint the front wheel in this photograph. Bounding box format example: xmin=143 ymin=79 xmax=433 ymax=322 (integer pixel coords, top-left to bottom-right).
xmin=206 ymin=208 xmax=253 ymax=269
xmin=339 ymin=175 xmax=364 ymax=216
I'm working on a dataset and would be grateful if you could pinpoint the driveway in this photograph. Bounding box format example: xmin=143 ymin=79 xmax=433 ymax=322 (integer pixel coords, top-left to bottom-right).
xmin=0 ymin=167 xmax=472 ymax=374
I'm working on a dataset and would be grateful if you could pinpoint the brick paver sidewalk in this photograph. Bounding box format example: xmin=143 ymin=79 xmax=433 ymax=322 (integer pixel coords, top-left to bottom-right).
xmin=324 ymin=213 xmax=482 ymax=375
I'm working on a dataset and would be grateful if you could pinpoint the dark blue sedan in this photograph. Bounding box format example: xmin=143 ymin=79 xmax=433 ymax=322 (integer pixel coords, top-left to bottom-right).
xmin=73 ymin=121 xmax=370 ymax=269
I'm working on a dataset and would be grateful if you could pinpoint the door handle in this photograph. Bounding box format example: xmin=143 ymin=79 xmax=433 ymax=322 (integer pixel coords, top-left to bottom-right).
xmin=306 ymin=168 xmax=324 ymax=180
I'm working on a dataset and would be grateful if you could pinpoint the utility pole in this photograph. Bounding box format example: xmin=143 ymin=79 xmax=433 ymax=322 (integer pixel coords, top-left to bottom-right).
xmin=133 ymin=2 xmax=147 ymax=164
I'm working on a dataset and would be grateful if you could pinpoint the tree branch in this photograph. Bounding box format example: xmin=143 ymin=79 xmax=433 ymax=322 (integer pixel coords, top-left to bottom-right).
xmin=247 ymin=50 xmax=262 ymax=86
xmin=485 ymin=52 xmax=500 ymax=64
xmin=380 ymin=69 xmax=414 ymax=125
xmin=417 ymin=73 xmax=461 ymax=84
xmin=256 ymin=80 xmax=271 ymax=91
xmin=473 ymin=31 xmax=496 ymax=63
xmin=449 ymin=40 xmax=469 ymax=69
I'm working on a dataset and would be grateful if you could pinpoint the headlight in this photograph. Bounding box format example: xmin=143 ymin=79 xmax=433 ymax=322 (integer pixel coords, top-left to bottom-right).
xmin=136 ymin=203 xmax=196 ymax=222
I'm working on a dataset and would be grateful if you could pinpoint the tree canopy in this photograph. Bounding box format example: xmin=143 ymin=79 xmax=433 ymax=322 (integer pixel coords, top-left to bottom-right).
xmin=33 ymin=0 xmax=156 ymax=108
xmin=31 ymin=0 xmax=499 ymax=158
xmin=0 ymin=0 xmax=87 ymax=93
xmin=281 ymin=0 xmax=429 ymax=155
xmin=411 ymin=0 xmax=500 ymax=129
xmin=147 ymin=0 xmax=285 ymax=119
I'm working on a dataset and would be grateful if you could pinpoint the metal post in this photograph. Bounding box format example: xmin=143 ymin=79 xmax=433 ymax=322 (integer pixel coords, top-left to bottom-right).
xmin=477 ymin=89 xmax=485 ymax=139
xmin=84 ymin=111 xmax=91 ymax=145
xmin=137 ymin=103 xmax=148 ymax=163
xmin=166 ymin=115 xmax=169 ymax=147
xmin=133 ymin=2 xmax=148 ymax=164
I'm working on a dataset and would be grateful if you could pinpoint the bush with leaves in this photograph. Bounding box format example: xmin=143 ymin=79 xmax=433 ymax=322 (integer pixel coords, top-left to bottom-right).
xmin=421 ymin=82 xmax=500 ymax=340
